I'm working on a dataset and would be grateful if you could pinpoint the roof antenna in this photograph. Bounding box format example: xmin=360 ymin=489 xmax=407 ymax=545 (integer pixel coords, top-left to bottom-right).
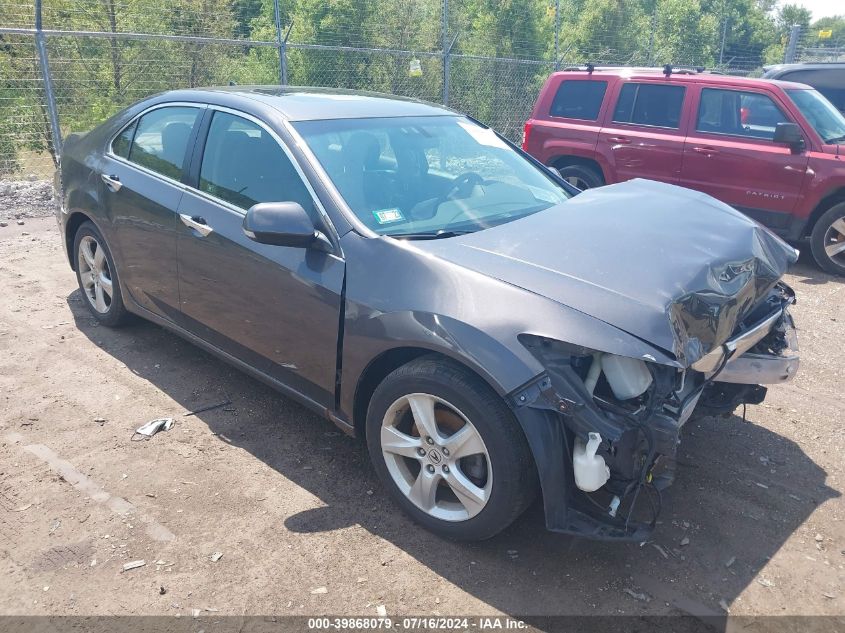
xmin=663 ymin=64 xmax=672 ymax=77
xmin=586 ymin=62 xmax=595 ymax=75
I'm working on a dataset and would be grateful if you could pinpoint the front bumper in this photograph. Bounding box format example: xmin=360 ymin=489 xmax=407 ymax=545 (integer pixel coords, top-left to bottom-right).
xmin=716 ymin=311 xmax=799 ymax=385
xmin=511 ymin=291 xmax=799 ymax=541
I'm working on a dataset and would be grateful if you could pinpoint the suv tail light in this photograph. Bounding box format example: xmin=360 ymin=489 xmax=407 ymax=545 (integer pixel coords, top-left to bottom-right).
xmin=522 ymin=120 xmax=533 ymax=151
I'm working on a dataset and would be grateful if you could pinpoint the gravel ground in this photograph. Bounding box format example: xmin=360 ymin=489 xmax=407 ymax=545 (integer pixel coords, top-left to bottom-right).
xmin=0 ymin=179 xmax=56 ymax=224
xmin=0 ymin=216 xmax=843 ymax=623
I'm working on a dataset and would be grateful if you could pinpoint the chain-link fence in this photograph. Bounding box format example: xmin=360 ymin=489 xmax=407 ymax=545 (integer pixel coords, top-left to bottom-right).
xmin=0 ymin=0 xmax=831 ymax=180
xmin=794 ymin=24 xmax=845 ymax=64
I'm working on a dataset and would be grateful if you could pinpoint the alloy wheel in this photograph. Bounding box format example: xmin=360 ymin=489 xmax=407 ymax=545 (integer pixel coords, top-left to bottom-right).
xmin=823 ymin=215 xmax=845 ymax=267
xmin=380 ymin=393 xmax=492 ymax=522
xmin=77 ymin=235 xmax=114 ymax=314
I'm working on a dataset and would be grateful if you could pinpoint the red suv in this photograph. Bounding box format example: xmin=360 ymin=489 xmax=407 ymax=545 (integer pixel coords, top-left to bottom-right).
xmin=523 ymin=68 xmax=845 ymax=275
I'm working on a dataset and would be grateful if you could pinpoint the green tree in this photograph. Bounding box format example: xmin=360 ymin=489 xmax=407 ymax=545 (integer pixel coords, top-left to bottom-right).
xmin=652 ymin=0 xmax=719 ymax=67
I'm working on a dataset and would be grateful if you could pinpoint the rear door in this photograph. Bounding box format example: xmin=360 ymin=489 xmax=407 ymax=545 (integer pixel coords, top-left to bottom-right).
xmin=597 ymin=81 xmax=688 ymax=184
xmin=679 ymin=86 xmax=809 ymax=229
xmin=102 ymin=104 xmax=203 ymax=321
xmin=175 ymin=108 xmax=344 ymax=409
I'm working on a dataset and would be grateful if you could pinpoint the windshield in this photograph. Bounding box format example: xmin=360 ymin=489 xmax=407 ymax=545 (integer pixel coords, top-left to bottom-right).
xmin=787 ymin=89 xmax=845 ymax=144
xmin=293 ymin=116 xmax=572 ymax=237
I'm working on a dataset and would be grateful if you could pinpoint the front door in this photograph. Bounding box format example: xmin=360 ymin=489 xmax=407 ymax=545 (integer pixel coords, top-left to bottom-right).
xmin=680 ymin=87 xmax=809 ymax=230
xmin=175 ymin=109 xmax=344 ymax=409
xmin=598 ymin=81 xmax=688 ymax=184
xmin=102 ymin=104 xmax=203 ymax=320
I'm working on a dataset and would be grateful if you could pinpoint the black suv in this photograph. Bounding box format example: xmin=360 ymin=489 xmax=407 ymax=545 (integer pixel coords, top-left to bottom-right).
xmin=763 ymin=63 xmax=845 ymax=114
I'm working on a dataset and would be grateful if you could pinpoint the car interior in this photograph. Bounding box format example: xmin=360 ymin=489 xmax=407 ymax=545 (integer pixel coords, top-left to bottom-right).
xmin=300 ymin=120 xmax=567 ymax=234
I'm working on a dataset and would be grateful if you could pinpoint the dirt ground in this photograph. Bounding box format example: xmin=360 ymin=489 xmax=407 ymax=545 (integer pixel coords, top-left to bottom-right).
xmin=0 ymin=215 xmax=843 ymax=623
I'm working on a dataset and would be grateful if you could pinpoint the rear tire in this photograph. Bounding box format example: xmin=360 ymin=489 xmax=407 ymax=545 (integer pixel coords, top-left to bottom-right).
xmin=73 ymin=221 xmax=130 ymax=326
xmin=810 ymin=202 xmax=845 ymax=276
xmin=555 ymin=163 xmax=604 ymax=190
xmin=366 ymin=356 xmax=537 ymax=541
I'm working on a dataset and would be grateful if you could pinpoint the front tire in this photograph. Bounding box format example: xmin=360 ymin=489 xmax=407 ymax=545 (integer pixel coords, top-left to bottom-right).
xmin=366 ymin=356 xmax=537 ymax=541
xmin=810 ymin=202 xmax=845 ymax=276
xmin=73 ymin=221 xmax=130 ymax=326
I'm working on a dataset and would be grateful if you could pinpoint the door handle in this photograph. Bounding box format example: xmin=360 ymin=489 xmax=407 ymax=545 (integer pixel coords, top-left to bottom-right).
xmin=101 ymin=173 xmax=122 ymax=192
xmin=692 ymin=146 xmax=719 ymax=155
xmin=179 ymin=213 xmax=213 ymax=237
xmin=607 ymin=136 xmax=631 ymax=144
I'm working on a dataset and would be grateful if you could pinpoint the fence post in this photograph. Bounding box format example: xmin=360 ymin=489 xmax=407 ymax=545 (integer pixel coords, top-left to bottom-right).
xmin=34 ymin=0 xmax=62 ymax=158
xmin=784 ymin=25 xmax=801 ymax=63
xmin=273 ymin=0 xmax=287 ymax=85
xmin=647 ymin=6 xmax=657 ymax=66
xmin=719 ymin=17 xmax=728 ymax=66
xmin=554 ymin=0 xmax=560 ymax=71
xmin=441 ymin=0 xmax=450 ymax=106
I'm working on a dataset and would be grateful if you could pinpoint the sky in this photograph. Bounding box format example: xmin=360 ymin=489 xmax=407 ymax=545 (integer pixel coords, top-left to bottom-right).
xmin=786 ymin=0 xmax=843 ymax=20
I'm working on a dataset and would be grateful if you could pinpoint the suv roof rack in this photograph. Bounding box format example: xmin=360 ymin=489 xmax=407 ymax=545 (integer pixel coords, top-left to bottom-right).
xmin=562 ymin=63 xmax=596 ymax=74
xmin=559 ymin=64 xmax=709 ymax=77
xmin=663 ymin=64 xmax=705 ymax=76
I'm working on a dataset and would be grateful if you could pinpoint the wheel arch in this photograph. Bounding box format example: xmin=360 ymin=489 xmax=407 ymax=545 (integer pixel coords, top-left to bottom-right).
xmin=351 ymin=346 xmax=517 ymax=442
xmin=804 ymin=187 xmax=845 ymax=239
xmin=547 ymin=155 xmax=607 ymax=184
xmin=64 ymin=209 xmax=96 ymax=270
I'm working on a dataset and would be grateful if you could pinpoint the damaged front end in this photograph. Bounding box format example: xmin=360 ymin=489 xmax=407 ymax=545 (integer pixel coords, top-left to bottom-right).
xmin=510 ymin=283 xmax=798 ymax=541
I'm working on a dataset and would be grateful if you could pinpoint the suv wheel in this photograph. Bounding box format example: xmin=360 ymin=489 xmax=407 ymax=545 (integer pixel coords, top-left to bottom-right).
xmin=73 ymin=221 xmax=130 ymax=326
xmin=810 ymin=202 xmax=845 ymax=276
xmin=556 ymin=164 xmax=603 ymax=190
xmin=366 ymin=356 xmax=537 ymax=541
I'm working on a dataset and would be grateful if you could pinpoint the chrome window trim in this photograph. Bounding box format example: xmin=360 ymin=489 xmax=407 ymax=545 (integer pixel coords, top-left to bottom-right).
xmin=107 ymin=101 xmax=207 ymax=172
xmin=105 ymin=154 xmax=189 ymax=192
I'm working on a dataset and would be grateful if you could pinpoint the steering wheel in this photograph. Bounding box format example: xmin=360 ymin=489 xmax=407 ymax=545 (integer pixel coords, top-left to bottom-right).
xmin=441 ymin=172 xmax=486 ymax=201
xmin=436 ymin=172 xmax=488 ymax=228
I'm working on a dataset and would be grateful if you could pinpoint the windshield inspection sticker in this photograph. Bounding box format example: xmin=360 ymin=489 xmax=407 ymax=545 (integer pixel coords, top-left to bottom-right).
xmin=373 ymin=208 xmax=405 ymax=224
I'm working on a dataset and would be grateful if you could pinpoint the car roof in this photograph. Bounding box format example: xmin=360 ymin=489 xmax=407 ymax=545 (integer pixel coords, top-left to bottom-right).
xmin=764 ymin=62 xmax=845 ymax=75
xmin=157 ymin=86 xmax=455 ymax=121
xmin=549 ymin=69 xmax=813 ymax=91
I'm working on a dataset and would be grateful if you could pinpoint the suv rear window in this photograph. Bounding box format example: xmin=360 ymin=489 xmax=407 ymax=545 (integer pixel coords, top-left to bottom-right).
xmin=550 ymin=80 xmax=608 ymax=120
xmin=612 ymin=83 xmax=685 ymax=128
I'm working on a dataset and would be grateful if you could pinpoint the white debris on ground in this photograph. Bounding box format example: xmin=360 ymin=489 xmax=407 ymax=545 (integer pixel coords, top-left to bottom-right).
xmin=0 ymin=178 xmax=56 ymax=222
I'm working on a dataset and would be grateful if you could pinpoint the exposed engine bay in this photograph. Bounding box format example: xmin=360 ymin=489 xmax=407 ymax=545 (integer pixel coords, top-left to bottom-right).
xmin=511 ymin=282 xmax=798 ymax=540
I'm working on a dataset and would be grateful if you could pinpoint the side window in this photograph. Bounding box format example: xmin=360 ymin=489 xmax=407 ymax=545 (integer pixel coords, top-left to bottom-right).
xmin=612 ymin=83 xmax=686 ymax=128
xmin=199 ymin=111 xmax=313 ymax=213
xmin=697 ymin=88 xmax=790 ymax=140
xmin=112 ymin=120 xmax=136 ymax=159
xmin=128 ymin=107 xmax=200 ymax=180
xmin=550 ymin=80 xmax=608 ymax=120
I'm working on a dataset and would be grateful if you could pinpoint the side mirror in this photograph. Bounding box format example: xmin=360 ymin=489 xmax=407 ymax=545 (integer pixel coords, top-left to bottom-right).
xmin=773 ymin=122 xmax=804 ymax=152
xmin=243 ymin=202 xmax=331 ymax=250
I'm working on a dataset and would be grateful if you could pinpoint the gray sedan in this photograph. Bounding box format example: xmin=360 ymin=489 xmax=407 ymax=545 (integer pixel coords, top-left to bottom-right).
xmin=56 ymin=87 xmax=799 ymax=541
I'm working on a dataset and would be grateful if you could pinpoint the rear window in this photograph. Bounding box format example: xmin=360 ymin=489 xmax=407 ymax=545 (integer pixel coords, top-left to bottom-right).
xmin=112 ymin=120 xmax=136 ymax=159
xmin=128 ymin=106 xmax=200 ymax=180
xmin=612 ymin=83 xmax=685 ymax=128
xmin=550 ymin=80 xmax=608 ymax=121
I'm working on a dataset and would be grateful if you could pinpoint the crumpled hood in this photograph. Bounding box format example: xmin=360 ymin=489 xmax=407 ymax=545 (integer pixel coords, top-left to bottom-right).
xmin=416 ymin=179 xmax=798 ymax=366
